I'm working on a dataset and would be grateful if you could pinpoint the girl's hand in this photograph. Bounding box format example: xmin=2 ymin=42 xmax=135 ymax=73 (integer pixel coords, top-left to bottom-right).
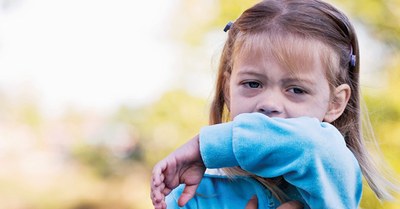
xmin=151 ymin=135 xmax=206 ymax=209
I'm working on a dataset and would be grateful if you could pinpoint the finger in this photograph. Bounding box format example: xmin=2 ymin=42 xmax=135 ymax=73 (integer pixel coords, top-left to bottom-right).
xmin=245 ymin=195 xmax=258 ymax=209
xmin=152 ymin=191 xmax=166 ymax=209
xmin=150 ymin=183 xmax=157 ymax=204
xmin=152 ymin=164 xmax=166 ymax=187
xmin=152 ymin=197 xmax=166 ymax=209
xmin=163 ymin=160 xmax=179 ymax=187
xmin=151 ymin=174 xmax=162 ymax=193
xmin=162 ymin=187 xmax=172 ymax=196
xmin=177 ymin=184 xmax=200 ymax=207
xmin=151 ymin=191 xmax=165 ymax=209
xmin=152 ymin=173 xmax=165 ymax=187
xmin=277 ymin=200 xmax=303 ymax=209
xmin=154 ymin=201 xmax=166 ymax=209
xmin=152 ymin=183 xmax=166 ymax=204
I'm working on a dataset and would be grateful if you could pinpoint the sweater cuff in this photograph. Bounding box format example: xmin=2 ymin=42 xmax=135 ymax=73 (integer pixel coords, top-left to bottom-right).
xmin=199 ymin=122 xmax=239 ymax=168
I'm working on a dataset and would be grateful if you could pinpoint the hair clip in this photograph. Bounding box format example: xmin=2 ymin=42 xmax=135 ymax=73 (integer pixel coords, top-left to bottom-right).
xmin=349 ymin=45 xmax=356 ymax=67
xmin=350 ymin=55 xmax=356 ymax=67
xmin=223 ymin=21 xmax=233 ymax=32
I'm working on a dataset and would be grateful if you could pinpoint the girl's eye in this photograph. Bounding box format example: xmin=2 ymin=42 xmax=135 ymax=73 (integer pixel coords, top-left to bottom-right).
xmin=245 ymin=81 xmax=261 ymax=88
xmin=288 ymin=87 xmax=306 ymax=94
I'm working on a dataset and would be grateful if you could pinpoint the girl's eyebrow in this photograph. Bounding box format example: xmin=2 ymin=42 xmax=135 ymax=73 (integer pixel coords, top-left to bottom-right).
xmin=236 ymin=68 xmax=266 ymax=77
xmin=281 ymin=77 xmax=316 ymax=86
xmin=237 ymin=69 xmax=316 ymax=84
xmin=236 ymin=66 xmax=318 ymax=86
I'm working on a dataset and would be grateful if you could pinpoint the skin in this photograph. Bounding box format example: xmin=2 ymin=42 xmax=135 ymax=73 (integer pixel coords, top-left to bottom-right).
xmin=151 ymin=40 xmax=351 ymax=209
xmin=229 ymin=49 xmax=345 ymax=122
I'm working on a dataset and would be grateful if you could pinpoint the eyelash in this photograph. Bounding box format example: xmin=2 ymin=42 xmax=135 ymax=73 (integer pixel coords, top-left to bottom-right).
xmin=241 ymin=81 xmax=308 ymax=95
xmin=243 ymin=81 xmax=262 ymax=88
xmin=288 ymin=87 xmax=307 ymax=94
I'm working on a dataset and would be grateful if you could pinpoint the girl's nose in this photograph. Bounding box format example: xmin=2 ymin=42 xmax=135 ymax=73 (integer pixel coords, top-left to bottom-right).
xmin=257 ymin=105 xmax=283 ymax=117
xmin=256 ymin=93 xmax=283 ymax=117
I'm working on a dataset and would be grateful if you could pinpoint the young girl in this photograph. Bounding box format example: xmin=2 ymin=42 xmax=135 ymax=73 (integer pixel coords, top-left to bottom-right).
xmin=151 ymin=0 xmax=399 ymax=208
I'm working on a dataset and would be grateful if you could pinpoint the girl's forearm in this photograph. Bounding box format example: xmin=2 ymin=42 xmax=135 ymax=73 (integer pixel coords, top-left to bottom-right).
xmin=199 ymin=112 xmax=362 ymax=209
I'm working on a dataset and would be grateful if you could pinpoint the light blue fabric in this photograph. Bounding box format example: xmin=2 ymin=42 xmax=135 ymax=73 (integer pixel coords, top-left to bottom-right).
xmin=167 ymin=113 xmax=362 ymax=209
xmin=166 ymin=173 xmax=283 ymax=209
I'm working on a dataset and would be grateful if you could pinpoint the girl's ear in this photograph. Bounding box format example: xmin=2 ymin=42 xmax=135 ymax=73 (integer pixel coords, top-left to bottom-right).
xmin=323 ymin=84 xmax=351 ymax=123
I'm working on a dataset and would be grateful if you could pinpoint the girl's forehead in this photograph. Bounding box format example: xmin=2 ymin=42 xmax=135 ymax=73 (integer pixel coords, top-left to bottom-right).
xmin=233 ymin=33 xmax=337 ymax=74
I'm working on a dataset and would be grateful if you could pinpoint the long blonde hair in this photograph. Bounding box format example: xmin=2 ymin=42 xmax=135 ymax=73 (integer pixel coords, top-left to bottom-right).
xmin=210 ymin=0 xmax=399 ymax=202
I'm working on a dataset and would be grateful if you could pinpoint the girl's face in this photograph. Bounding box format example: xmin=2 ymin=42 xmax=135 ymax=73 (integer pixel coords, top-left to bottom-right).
xmin=229 ymin=47 xmax=334 ymax=121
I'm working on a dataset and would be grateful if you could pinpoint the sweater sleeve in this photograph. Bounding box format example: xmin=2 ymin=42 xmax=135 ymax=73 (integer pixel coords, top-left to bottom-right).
xmin=199 ymin=113 xmax=362 ymax=209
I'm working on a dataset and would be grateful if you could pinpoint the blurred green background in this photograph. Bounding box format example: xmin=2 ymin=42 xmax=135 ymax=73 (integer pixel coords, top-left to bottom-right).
xmin=0 ymin=0 xmax=399 ymax=208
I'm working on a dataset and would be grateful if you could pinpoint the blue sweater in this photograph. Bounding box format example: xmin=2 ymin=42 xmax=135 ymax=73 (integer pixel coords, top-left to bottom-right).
xmin=166 ymin=113 xmax=362 ymax=209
